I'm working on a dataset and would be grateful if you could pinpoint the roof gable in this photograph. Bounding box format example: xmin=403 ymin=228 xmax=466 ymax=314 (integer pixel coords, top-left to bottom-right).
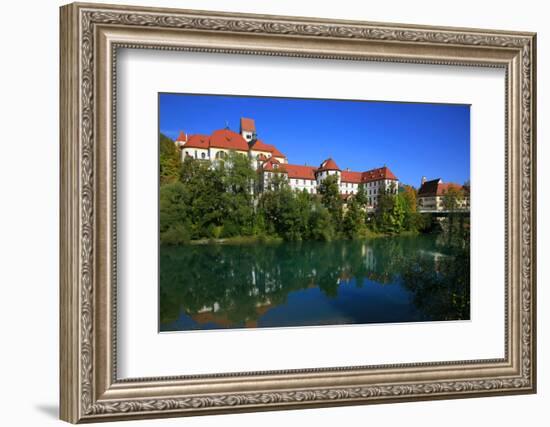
xmin=361 ymin=166 xmax=398 ymax=182
xmin=318 ymin=158 xmax=340 ymax=172
xmin=261 ymin=157 xmax=287 ymax=172
xmin=251 ymin=139 xmax=286 ymax=158
xmin=209 ymin=129 xmax=249 ymax=151
xmin=175 ymin=131 xmax=187 ymax=142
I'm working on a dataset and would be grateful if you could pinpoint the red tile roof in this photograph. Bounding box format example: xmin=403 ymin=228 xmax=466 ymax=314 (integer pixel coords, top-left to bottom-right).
xmin=184 ymin=134 xmax=210 ymax=149
xmin=437 ymin=182 xmax=464 ymax=196
xmin=250 ymin=139 xmax=287 ymax=158
xmin=341 ymin=171 xmax=363 ymax=183
xmin=175 ymin=131 xmax=187 ymax=142
xmin=361 ymin=166 xmax=398 ymax=182
xmin=418 ymin=179 xmax=464 ymax=197
xmin=250 ymin=139 xmax=270 ymax=151
xmin=338 ymin=166 xmax=398 ymax=183
xmin=283 ymin=164 xmax=317 ymax=180
xmin=240 ymin=117 xmax=256 ymax=132
xmin=318 ymin=158 xmax=340 ymax=171
xmin=209 ymin=129 xmax=249 ymax=151
xmin=261 ymin=157 xmax=287 ymax=172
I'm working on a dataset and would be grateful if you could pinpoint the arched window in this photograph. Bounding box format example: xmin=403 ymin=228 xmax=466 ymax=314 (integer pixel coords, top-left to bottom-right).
xmin=201 ymin=152 xmax=206 ymax=159
xmin=215 ymin=151 xmax=226 ymax=160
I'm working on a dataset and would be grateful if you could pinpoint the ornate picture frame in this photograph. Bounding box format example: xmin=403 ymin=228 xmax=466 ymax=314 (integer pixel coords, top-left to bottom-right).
xmin=60 ymin=2 xmax=536 ymax=423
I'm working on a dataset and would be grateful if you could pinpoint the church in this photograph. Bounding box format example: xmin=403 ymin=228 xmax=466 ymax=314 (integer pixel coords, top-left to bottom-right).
xmin=175 ymin=117 xmax=399 ymax=209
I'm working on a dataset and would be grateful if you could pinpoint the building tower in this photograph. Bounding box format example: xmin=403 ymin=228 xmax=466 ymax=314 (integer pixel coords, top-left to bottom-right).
xmin=315 ymin=158 xmax=341 ymax=186
xmin=240 ymin=117 xmax=257 ymax=144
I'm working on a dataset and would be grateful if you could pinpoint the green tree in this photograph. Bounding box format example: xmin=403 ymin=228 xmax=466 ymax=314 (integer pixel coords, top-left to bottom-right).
xmin=400 ymin=185 xmax=421 ymax=232
xmin=401 ymin=185 xmax=417 ymax=213
xmin=258 ymin=183 xmax=300 ymax=240
xmin=342 ymin=196 xmax=366 ymax=238
xmin=375 ymin=188 xmax=405 ymax=234
xmin=220 ymin=152 xmax=257 ymax=237
xmin=318 ymin=175 xmax=343 ymax=232
xmin=443 ymin=186 xmax=465 ymax=212
xmin=355 ymin=183 xmax=368 ymax=206
xmin=177 ymin=157 xmax=228 ymax=238
xmin=309 ymin=202 xmax=335 ymax=241
xmin=159 ymin=181 xmax=192 ymax=244
xmin=295 ymin=190 xmax=314 ymax=239
xmin=159 ymin=133 xmax=181 ymax=184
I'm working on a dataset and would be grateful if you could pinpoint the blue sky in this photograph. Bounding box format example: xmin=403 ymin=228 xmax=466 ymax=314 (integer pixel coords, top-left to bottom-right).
xmin=159 ymin=93 xmax=470 ymax=187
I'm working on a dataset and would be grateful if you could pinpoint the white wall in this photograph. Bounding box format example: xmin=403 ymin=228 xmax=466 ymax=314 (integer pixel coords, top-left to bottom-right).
xmin=0 ymin=0 xmax=546 ymax=426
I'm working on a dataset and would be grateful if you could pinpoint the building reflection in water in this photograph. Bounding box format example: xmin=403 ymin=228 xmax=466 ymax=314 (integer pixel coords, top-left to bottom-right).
xmin=160 ymin=235 xmax=469 ymax=331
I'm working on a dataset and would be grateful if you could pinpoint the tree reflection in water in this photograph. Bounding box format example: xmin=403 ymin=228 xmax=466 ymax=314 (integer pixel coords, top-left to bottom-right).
xmin=160 ymin=235 xmax=470 ymax=331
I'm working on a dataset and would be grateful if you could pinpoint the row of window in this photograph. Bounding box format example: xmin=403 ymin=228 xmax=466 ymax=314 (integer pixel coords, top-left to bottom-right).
xmin=187 ymin=150 xmax=254 ymax=160
xmin=290 ymin=178 xmax=315 ymax=186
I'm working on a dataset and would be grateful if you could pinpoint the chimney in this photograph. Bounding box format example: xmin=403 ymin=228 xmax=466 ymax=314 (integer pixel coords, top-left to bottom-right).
xmin=421 ymin=176 xmax=427 ymax=186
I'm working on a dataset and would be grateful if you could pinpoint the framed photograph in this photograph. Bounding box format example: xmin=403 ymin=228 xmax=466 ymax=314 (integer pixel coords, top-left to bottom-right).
xmin=60 ymin=2 xmax=537 ymax=423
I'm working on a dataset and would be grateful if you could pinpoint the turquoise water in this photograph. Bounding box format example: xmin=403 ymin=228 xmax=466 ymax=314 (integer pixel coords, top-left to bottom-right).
xmin=160 ymin=235 xmax=469 ymax=331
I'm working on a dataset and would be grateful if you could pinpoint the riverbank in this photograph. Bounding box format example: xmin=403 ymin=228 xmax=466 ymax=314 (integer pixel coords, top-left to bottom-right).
xmin=188 ymin=235 xmax=284 ymax=245
xmin=186 ymin=229 xmax=425 ymax=245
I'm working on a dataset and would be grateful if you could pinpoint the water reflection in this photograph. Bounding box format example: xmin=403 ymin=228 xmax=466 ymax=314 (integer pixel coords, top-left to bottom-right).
xmin=160 ymin=235 xmax=470 ymax=331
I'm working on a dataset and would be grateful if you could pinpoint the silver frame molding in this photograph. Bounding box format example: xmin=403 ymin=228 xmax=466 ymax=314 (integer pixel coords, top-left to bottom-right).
xmin=60 ymin=2 xmax=537 ymax=423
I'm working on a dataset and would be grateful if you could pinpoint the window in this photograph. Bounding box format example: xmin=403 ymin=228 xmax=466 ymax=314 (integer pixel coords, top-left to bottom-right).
xmin=201 ymin=152 xmax=206 ymax=159
xmin=215 ymin=151 xmax=226 ymax=160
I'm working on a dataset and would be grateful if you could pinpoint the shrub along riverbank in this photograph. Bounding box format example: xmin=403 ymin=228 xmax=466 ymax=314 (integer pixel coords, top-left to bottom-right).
xmin=160 ymin=133 xmax=464 ymax=245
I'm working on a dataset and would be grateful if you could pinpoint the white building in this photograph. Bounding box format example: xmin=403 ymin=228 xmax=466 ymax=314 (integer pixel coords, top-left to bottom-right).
xmin=176 ymin=117 xmax=399 ymax=206
xmin=417 ymin=177 xmax=470 ymax=212
xmin=260 ymin=156 xmax=399 ymax=209
xmin=176 ymin=117 xmax=287 ymax=166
